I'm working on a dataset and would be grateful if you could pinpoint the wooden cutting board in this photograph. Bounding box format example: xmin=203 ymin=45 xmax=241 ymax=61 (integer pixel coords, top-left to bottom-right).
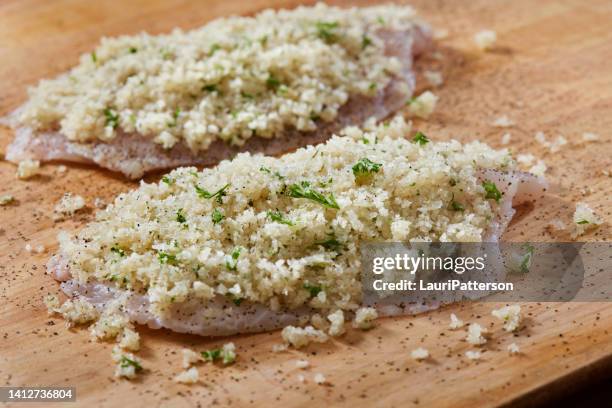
xmin=0 ymin=0 xmax=610 ymax=407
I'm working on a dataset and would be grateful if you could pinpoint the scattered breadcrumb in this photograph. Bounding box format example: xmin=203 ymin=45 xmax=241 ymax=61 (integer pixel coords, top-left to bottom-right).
xmin=516 ymin=154 xmax=535 ymax=166
xmin=16 ymin=159 xmax=41 ymax=179
xmin=0 ymin=195 xmax=14 ymax=205
xmin=474 ymin=30 xmax=497 ymax=50
xmin=327 ymin=310 xmax=345 ymax=337
xmin=57 ymin=165 xmax=67 ymax=173
xmin=118 ymin=327 xmax=140 ymax=351
xmin=408 ymin=91 xmax=438 ymax=119
xmin=297 ymin=374 xmax=306 ymax=383
xmin=492 ymin=116 xmax=514 ymax=128
xmin=465 ymin=350 xmax=482 ymax=360
xmin=410 ymin=347 xmax=429 ymax=360
xmin=581 ymin=132 xmax=600 ymax=142
xmin=54 ymin=193 xmax=86 ymax=217
xmin=423 ymin=70 xmax=443 ymax=87
xmin=34 ymin=244 xmax=46 ymax=254
xmin=282 ymin=325 xmax=329 ymax=348
xmin=295 ymin=359 xmax=310 ymax=369
xmin=51 ymin=298 xmax=99 ymax=326
xmin=25 ymin=243 xmax=33 ymax=253
xmin=529 ymin=160 xmax=547 ymax=177
xmin=491 ymin=305 xmax=522 ymax=332
xmin=466 ymin=323 xmax=487 ymax=345
xmin=272 ymin=344 xmax=289 ymax=353
xmin=313 ymin=373 xmax=326 ymax=384
xmin=433 ymin=28 xmax=449 ymax=40
xmin=449 ymin=313 xmax=464 ymax=330
xmin=310 ymin=313 xmax=330 ymax=331
xmin=182 ymin=348 xmax=201 ymax=368
xmin=535 ymin=131 xmax=567 ymax=153
xmin=572 ymin=202 xmax=603 ymax=237
xmin=501 ymin=133 xmax=511 ymax=145
xmin=548 ymin=219 xmax=567 ymax=231
xmin=43 ymin=294 xmax=60 ymax=315
xmin=174 ymin=367 xmax=199 ymax=384
xmin=221 ymin=342 xmax=236 ymax=364
xmin=352 ymin=307 xmax=378 ymax=329
xmin=112 ymin=348 xmax=143 ymax=379
xmin=93 ymin=197 xmax=106 ymax=209
xmin=507 ymin=343 xmax=520 ymax=355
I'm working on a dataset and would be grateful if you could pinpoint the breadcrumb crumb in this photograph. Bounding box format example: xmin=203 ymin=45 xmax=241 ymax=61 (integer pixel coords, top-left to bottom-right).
xmin=507 ymin=343 xmax=520 ymax=354
xmin=474 ymin=30 xmax=497 ymax=50
xmin=466 ymin=323 xmax=487 ymax=345
xmin=174 ymin=367 xmax=199 ymax=384
xmin=282 ymin=325 xmax=329 ymax=348
xmin=449 ymin=313 xmax=464 ymax=330
xmin=572 ymin=202 xmax=602 ymax=237
xmin=411 ymin=347 xmax=429 ymax=360
xmin=465 ymin=350 xmax=482 ymax=360
xmin=408 ymin=91 xmax=438 ymax=119
xmin=16 ymin=159 xmax=41 ymax=179
xmin=313 ymin=373 xmax=326 ymax=384
xmin=352 ymin=307 xmax=378 ymax=329
xmin=491 ymin=305 xmax=522 ymax=332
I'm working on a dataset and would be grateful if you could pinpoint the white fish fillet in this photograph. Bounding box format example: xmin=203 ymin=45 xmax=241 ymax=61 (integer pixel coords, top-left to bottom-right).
xmin=48 ymin=171 xmax=547 ymax=337
xmin=5 ymin=28 xmax=431 ymax=179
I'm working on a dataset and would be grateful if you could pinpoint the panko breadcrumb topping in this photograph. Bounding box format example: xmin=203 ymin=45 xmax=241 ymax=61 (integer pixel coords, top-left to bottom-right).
xmin=18 ymin=3 xmax=425 ymax=151
xmin=56 ymin=116 xmax=516 ymax=319
xmin=466 ymin=323 xmax=488 ymax=346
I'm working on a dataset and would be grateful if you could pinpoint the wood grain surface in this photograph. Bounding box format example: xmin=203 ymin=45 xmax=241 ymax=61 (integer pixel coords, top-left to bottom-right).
xmin=0 ymin=0 xmax=611 ymax=407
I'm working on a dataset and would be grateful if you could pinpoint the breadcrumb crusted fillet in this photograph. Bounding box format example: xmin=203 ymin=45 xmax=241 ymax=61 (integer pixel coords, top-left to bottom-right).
xmin=6 ymin=3 xmax=432 ymax=178
xmin=48 ymin=117 xmax=547 ymax=336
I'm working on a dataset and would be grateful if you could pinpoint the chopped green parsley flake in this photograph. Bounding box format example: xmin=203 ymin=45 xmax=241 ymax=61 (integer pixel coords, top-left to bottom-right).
xmin=482 ymin=180 xmax=502 ymax=202
xmin=110 ymin=245 xmax=125 ymax=257
xmin=212 ymin=208 xmax=225 ymax=224
xmin=158 ymin=252 xmax=177 ymax=265
xmin=119 ymin=356 xmax=143 ymax=372
xmin=288 ymin=181 xmax=339 ymax=209
xmin=413 ymin=131 xmax=429 ymax=146
xmin=303 ymin=283 xmax=322 ymax=297
xmin=103 ymin=108 xmax=119 ymax=129
xmin=315 ymin=21 xmax=339 ymax=43
xmin=226 ymin=247 xmax=242 ymax=271
xmin=176 ymin=208 xmax=187 ymax=223
xmin=161 ymin=176 xmax=174 ymax=185
xmin=195 ymin=183 xmax=230 ymax=204
xmin=267 ymin=210 xmax=294 ymax=226
xmin=352 ymin=158 xmax=382 ymax=178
